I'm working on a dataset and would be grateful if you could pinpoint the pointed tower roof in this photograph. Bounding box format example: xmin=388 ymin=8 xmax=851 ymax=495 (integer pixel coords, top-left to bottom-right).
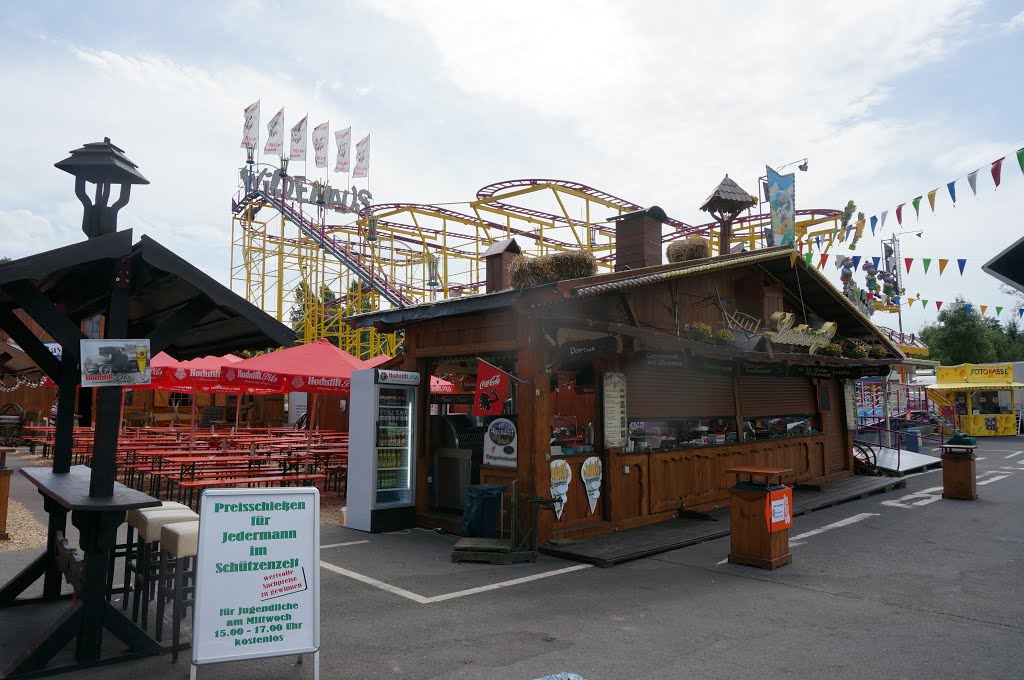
xmin=699 ymin=175 xmax=756 ymax=214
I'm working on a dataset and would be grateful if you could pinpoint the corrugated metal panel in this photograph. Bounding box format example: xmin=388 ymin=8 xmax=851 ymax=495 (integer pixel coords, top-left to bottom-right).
xmin=627 ymin=363 xmax=735 ymax=418
xmin=739 ymin=376 xmax=815 ymax=417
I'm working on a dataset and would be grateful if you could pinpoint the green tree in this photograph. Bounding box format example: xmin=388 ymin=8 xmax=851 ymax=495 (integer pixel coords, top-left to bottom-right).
xmin=919 ymin=297 xmax=997 ymax=365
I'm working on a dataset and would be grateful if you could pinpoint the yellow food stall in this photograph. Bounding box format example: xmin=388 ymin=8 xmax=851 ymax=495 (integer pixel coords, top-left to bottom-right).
xmin=927 ymin=363 xmax=1022 ymax=436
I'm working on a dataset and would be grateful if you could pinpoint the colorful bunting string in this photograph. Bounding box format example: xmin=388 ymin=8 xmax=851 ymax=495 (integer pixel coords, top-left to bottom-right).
xmin=992 ymin=157 xmax=1004 ymax=188
xmin=926 ymin=189 xmax=937 ymax=212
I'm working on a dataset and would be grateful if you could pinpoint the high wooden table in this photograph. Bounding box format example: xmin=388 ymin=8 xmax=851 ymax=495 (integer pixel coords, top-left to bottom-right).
xmin=0 ymin=466 xmax=162 ymax=676
xmin=725 ymin=467 xmax=794 ymax=570
xmin=940 ymin=443 xmax=978 ymax=500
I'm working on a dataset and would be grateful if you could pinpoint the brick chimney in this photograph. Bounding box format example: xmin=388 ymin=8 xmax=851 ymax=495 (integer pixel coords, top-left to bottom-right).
xmin=611 ymin=206 xmax=667 ymax=272
xmin=483 ymin=238 xmax=521 ymax=293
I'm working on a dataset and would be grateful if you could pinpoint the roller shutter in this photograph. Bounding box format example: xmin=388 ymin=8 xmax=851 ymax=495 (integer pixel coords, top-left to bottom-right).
xmin=739 ymin=376 xmax=815 ymax=417
xmin=627 ymin=362 xmax=735 ymax=418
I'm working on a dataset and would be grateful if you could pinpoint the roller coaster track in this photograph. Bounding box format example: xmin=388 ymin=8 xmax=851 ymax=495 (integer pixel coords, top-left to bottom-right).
xmin=235 ymin=176 xmax=846 ymax=310
xmin=235 ymin=189 xmax=415 ymax=308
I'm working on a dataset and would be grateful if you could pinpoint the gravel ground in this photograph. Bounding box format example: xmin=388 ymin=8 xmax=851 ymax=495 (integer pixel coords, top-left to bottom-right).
xmin=0 ymin=498 xmax=47 ymax=552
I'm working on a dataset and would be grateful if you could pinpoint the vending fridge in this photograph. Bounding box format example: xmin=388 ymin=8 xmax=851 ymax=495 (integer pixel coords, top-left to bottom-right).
xmin=346 ymin=368 xmax=420 ymax=532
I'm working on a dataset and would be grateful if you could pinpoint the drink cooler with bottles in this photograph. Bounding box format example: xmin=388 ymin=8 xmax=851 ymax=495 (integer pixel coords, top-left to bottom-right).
xmin=346 ymin=368 xmax=420 ymax=532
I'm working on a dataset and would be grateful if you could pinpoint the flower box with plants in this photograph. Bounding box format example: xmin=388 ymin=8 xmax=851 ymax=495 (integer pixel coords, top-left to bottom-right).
xmin=688 ymin=322 xmax=713 ymax=341
xmin=712 ymin=328 xmax=735 ymax=345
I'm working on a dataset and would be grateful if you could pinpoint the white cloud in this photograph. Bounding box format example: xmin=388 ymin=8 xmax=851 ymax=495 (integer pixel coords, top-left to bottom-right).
xmin=1004 ymin=10 xmax=1024 ymax=32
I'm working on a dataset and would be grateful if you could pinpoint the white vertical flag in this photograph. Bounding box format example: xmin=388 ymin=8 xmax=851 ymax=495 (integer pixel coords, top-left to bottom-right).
xmin=263 ymin=107 xmax=284 ymax=156
xmin=312 ymin=121 xmax=330 ymax=168
xmin=289 ymin=115 xmax=308 ymax=161
xmin=241 ymin=100 xmax=260 ymax=148
xmin=352 ymin=133 xmax=370 ymax=178
xmin=333 ymin=127 xmax=351 ymax=173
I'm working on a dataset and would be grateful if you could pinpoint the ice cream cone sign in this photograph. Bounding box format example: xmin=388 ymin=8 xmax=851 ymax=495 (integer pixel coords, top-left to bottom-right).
xmin=580 ymin=456 xmax=603 ymax=515
xmin=549 ymin=459 xmax=572 ymax=520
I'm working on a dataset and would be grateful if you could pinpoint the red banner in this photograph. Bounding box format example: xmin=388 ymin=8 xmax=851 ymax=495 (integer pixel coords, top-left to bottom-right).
xmin=472 ymin=360 xmax=509 ymax=417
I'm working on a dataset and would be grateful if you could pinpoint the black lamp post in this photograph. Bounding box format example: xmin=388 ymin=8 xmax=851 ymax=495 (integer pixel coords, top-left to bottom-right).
xmin=54 ymin=137 xmax=149 ymax=239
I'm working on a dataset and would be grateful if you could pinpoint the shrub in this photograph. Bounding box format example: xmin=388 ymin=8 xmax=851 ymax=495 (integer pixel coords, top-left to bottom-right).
xmin=821 ymin=343 xmax=843 ymax=357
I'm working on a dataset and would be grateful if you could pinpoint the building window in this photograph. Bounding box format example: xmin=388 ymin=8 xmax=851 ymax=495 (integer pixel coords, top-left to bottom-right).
xmin=168 ymin=392 xmax=192 ymax=407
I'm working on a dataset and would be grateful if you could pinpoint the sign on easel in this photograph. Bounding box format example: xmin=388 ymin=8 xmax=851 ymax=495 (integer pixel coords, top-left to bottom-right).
xmin=192 ymin=487 xmax=320 ymax=679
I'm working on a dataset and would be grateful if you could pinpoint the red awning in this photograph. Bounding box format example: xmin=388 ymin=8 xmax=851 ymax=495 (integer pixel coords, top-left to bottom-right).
xmin=143 ymin=353 xmax=278 ymax=394
xmin=223 ymin=338 xmax=367 ymax=394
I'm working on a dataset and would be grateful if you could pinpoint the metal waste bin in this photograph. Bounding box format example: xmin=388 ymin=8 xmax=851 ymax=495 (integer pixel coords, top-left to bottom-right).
xmin=904 ymin=428 xmax=921 ymax=453
xmin=460 ymin=484 xmax=506 ymax=538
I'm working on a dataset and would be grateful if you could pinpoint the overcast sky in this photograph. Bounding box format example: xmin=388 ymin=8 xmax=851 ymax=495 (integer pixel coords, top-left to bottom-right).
xmin=1 ymin=0 xmax=1022 ymax=334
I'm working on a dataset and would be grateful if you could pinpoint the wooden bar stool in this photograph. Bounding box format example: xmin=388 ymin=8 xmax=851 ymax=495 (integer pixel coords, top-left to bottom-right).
xmin=156 ymin=520 xmax=199 ymax=661
xmin=126 ymin=507 xmax=198 ymax=630
xmin=117 ymin=501 xmax=190 ymax=609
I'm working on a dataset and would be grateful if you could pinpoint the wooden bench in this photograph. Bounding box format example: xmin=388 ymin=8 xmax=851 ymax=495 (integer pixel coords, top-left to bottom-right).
xmin=178 ymin=473 xmax=326 ymax=507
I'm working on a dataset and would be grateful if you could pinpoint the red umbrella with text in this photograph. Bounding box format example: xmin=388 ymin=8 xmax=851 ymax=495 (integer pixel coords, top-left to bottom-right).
xmin=223 ymin=339 xmax=369 ymax=428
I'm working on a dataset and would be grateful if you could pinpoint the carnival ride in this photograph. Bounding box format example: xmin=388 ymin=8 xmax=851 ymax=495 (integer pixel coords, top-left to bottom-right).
xmin=230 ymin=168 xmax=851 ymax=356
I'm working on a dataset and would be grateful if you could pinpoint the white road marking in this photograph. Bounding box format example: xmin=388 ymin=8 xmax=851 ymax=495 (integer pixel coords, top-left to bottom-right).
xmin=929 ymin=447 xmax=940 ymax=452
xmin=789 ymin=513 xmax=879 ymax=546
xmin=320 ymin=540 xmax=370 ymax=549
xmin=319 ymin=561 xmax=431 ymax=603
xmin=976 ymin=457 xmax=987 ymax=461
xmin=428 ymin=565 xmax=592 ymax=602
xmin=977 ymin=474 xmax=1011 ymax=486
xmin=319 ymin=560 xmax=591 ymax=604
xmin=882 ymin=486 xmax=943 ymax=509
xmin=1004 ymin=451 xmax=1024 ymax=459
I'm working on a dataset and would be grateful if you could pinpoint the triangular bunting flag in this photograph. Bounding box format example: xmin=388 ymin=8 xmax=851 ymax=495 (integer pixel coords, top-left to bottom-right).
xmin=922 ymin=258 xmax=932 ymax=274
xmin=819 ymin=253 xmax=829 ymax=269
xmin=851 ymin=255 xmax=862 ymax=270
xmin=947 ymin=180 xmax=956 ymax=205
xmin=921 ymin=299 xmax=928 ymax=309
xmin=912 ymin=196 xmax=922 ymax=218
xmin=896 ymin=203 xmax=905 ymax=225
xmin=927 ymin=189 xmax=937 ymax=212
xmin=1019 ymin=308 xmax=1024 ymax=319
xmin=967 ymin=170 xmax=979 ymax=196
xmin=938 ymin=258 xmax=949 ymax=275
xmin=804 ymin=252 xmax=813 ymax=267
xmin=936 ymin=301 xmax=943 ymax=311
xmin=957 ymin=258 xmax=967 ymax=276
xmin=992 ymin=157 xmax=1005 ymax=188
xmin=965 ymin=303 xmax=973 ymax=314
xmin=815 ymin=236 xmax=821 ymax=250
xmin=980 ymin=305 xmax=988 ymax=316
xmin=996 ymin=306 xmax=1004 ymax=316
xmin=1017 ymin=148 xmax=1024 ymax=177
xmin=870 ymin=215 xmax=877 ymax=235
xmin=908 ymin=298 xmax=915 ymax=308
xmin=871 ymin=256 xmax=880 ymax=270
xmin=880 ymin=210 xmax=888 ymax=231
xmin=904 ymin=257 xmax=914 ymax=274
xmin=845 ymin=225 xmax=853 ymax=241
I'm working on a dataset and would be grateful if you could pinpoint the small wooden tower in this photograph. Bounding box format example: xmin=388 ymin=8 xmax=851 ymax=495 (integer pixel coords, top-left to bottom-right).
xmin=699 ymin=175 xmax=756 ymax=255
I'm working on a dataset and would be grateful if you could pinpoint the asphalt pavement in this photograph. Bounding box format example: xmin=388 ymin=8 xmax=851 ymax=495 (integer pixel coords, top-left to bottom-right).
xmin=1 ymin=438 xmax=1022 ymax=680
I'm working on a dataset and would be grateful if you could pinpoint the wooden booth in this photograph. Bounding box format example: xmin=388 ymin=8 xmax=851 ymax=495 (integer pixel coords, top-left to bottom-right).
xmin=348 ymin=236 xmax=903 ymax=545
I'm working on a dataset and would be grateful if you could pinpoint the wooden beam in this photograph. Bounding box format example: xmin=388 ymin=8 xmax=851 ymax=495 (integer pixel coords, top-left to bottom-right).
xmin=147 ymin=297 xmax=216 ymax=355
xmin=2 ymin=281 xmax=86 ymax=349
xmin=0 ymin=309 xmax=62 ymax=380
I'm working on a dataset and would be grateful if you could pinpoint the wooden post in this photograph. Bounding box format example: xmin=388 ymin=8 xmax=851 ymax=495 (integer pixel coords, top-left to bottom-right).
xmin=941 ymin=445 xmax=978 ymax=500
xmin=726 ymin=467 xmax=793 ymax=570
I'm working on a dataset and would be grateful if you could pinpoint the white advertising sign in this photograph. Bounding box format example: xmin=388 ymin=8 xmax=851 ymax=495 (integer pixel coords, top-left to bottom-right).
xmin=484 ymin=417 xmax=517 ymax=468
xmin=192 ymin=487 xmax=320 ymax=668
xmin=79 ymin=339 xmax=151 ymax=387
xmin=375 ymin=369 xmax=420 ymax=386
xmin=334 ymin=127 xmax=351 ymax=173
xmin=290 ymin=115 xmax=308 ymax=161
xmin=241 ymin=100 xmax=260 ymax=149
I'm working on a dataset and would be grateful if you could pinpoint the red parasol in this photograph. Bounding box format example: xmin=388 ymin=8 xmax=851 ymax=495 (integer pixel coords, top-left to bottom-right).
xmin=223 ymin=338 xmax=367 ymax=394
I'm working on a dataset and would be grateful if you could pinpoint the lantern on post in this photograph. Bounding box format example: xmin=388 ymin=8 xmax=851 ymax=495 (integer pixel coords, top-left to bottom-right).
xmin=54 ymin=137 xmax=149 ymax=239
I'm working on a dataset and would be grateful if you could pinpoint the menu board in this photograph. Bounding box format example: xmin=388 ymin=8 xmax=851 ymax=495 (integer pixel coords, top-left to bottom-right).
xmin=192 ymin=487 xmax=319 ymax=666
xmin=603 ymin=372 xmax=628 ymax=449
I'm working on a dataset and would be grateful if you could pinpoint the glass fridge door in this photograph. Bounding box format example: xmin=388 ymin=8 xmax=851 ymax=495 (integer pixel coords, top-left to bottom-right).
xmin=375 ymin=386 xmax=413 ymax=506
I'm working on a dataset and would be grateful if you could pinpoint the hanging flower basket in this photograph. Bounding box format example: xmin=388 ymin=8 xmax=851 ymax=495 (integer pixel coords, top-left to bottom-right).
xmin=821 ymin=343 xmax=843 ymax=357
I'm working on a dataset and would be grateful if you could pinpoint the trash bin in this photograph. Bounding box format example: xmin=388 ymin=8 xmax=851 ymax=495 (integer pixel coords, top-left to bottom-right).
xmin=460 ymin=484 xmax=506 ymax=538
xmin=904 ymin=428 xmax=921 ymax=453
